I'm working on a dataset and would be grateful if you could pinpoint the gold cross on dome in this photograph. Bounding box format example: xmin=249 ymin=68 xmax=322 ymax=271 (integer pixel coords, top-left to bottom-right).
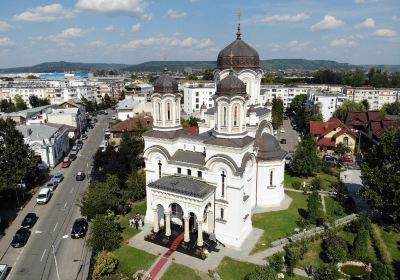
xmin=229 ymin=50 xmax=234 ymax=64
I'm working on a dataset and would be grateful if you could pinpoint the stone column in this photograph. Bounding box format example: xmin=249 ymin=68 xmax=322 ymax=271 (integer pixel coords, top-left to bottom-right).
xmin=184 ymin=216 xmax=190 ymax=242
xmin=197 ymin=220 xmax=203 ymax=247
xmin=207 ymin=210 xmax=214 ymax=233
xmin=165 ymin=211 xmax=171 ymax=237
xmin=153 ymin=208 xmax=159 ymax=233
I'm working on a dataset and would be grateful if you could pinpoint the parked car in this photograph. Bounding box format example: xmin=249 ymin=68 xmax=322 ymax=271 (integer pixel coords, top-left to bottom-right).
xmin=62 ymin=157 xmax=71 ymax=168
xmin=46 ymin=180 xmax=58 ymax=192
xmin=11 ymin=228 xmax=31 ymax=248
xmin=273 ymin=130 xmax=278 ymax=136
xmin=82 ymin=134 xmax=88 ymax=140
xmin=339 ymin=155 xmax=354 ymax=163
xmin=280 ymin=139 xmax=287 ymax=144
xmin=0 ymin=264 xmax=8 ymax=280
xmin=76 ymin=140 xmax=83 ymax=150
xmin=20 ymin=213 xmax=38 ymax=229
xmin=76 ymin=172 xmax=85 ymax=181
xmin=36 ymin=187 xmax=51 ymax=204
xmin=71 ymin=145 xmax=79 ymax=153
xmin=280 ymin=128 xmax=285 ymax=133
xmin=71 ymin=218 xmax=88 ymax=239
xmin=323 ymin=155 xmax=338 ymax=163
xmin=54 ymin=172 xmax=64 ymax=183
xmin=38 ymin=163 xmax=49 ymax=172
xmin=69 ymin=151 xmax=77 ymax=161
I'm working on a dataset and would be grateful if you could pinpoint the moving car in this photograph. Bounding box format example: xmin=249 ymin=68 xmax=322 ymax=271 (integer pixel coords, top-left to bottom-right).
xmin=46 ymin=180 xmax=58 ymax=192
xmin=280 ymin=139 xmax=287 ymax=144
xmin=71 ymin=218 xmax=88 ymax=239
xmin=82 ymin=134 xmax=88 ymax=140
xmin=76 ymin=172 xmax=85 ymax=181
xmin=11 ymin=228 xmax=30 ymax=248
xmin=62 ymin=157 xmax=71 ymax=168
xmin=54 ymin=172 xmax=64 ymax=183
xmin=36 ymin=187 xmax=51 ymax=204
xmin=20 ymin=213 xmax=38 ymax=229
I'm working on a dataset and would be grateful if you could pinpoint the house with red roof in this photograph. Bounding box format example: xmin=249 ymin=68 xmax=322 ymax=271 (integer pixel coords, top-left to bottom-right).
xmin=310 ymin=118 xmax=358 ymax=154
xmin=109 ymin=114 xmax=153 ymax=144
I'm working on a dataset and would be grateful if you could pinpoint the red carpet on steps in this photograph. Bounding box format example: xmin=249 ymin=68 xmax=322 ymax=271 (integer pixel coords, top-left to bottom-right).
xmin=148 ymin=232 xmax=185 ymax=279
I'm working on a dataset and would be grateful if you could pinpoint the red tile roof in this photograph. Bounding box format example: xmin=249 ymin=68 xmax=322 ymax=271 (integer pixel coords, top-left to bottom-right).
xmin=310 ymin=118 xmax=357 ymax=148
xmin=369 ymin=119 xmax=400 ymax=139
xmin=317 ymin=138 xmax=336 ymax=147
xmin=110 ymin=115 xmax=153 ymax=133
xmin=345 ymin=111 xmax=384 ymax=128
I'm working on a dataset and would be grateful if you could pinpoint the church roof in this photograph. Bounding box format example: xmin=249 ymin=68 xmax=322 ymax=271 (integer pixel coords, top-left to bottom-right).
xmin=216 ymin=71 xmax=247 ymax=96
xmin=148 ymin=176 xmax=214 ymax=198
xmin=255 ymin=133 xmax=287 ymax=161
xmin=143 ymin=129 xmax=191 ymax=139
xmin=217 ymin=24 xmax=260 ymax=70
xmin=204 ymin=135 xmax=254 ymax=148
xmin=170 ymin=149 xmax=206 ymax=166
xmin=153 ymin=69 xmax=179 ymax=94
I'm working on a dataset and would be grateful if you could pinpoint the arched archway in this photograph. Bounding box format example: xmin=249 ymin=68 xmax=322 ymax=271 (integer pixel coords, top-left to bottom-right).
xmin=170 ymin=202 xmax=184 ymax=226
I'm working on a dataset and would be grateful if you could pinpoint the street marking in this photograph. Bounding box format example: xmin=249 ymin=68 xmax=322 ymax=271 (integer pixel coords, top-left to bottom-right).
xmin=70 ymin=187 xmax=75 ymax=193
xmin=63 ymin=202 xmax=67 ymax=209
xmin=40 ymin=249 xmax=47 ymax=262
xmin=53 ymin=222 xmax=58 ymax=232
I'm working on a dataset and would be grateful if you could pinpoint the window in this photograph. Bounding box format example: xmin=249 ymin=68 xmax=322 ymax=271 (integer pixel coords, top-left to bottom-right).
xmin=197 ymin=171 xmax=202 ymax=178
xmin=343 ymin=137 xmax=349 ymax=146
xmin=166 ymin=102 xmax=171 ymax=121
xmin=195 ymin=92 xmax=199 ymax=96
xmin=195 ymin=98 xmax=199 ymax=103
xmin=158 ymin=160 xmax=162 ymax=179
xmin=221 ymin=171 xmax=226 ymax=197
xmin=222 ymin=107 xmax=227 ymax=126
xmin=177 ymin=167 xmax=181 ymax=174
xmin=220 ymin=208 xmax=224 ymax=219
xmin=157 ymin=102 xmax=161 ymax=121
xmin=233 ymin=105 xmax=239 ymax=126
xmin=187 ymin=169 xmax=192 ymax=176
xmin=269 ymin=170 xmax=273 ymax=186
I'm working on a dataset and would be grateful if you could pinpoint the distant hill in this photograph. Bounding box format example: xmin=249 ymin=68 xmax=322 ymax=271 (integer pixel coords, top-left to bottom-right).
xmin=1 ymin=59 xmax=399 ymax=73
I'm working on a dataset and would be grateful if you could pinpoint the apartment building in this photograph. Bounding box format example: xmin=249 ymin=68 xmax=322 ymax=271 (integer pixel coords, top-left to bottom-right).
xmin=345 ymin=88 xmax=399 ymax=110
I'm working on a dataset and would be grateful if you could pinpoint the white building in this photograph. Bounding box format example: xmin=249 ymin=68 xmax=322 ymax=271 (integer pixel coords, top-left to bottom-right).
xmin=183 ymin=83 xmax=215 ymax=114
xmin=144 ymin=26 xmax=286 ymax=249
xmin=47 ymin=107 xmax=86 ymax=138
xmin=116 ymin=95 xmax=152 ymax=121
xmin=16 ymin=124 xmax=70 ymax=168
xmin=307 ymin=91 xmax=349 ymax=121
xmin=345 ymin=87 xmax=399 ymax=110
xmin=260 ymin=85 xmax=309 ymax=108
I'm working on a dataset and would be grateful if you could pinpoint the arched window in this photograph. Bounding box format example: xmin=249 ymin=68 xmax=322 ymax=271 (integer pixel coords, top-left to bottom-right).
xmin=158 ymin=160 xmax=162 ymax=179
xmin=343 ymin=137 xmax=349 ymax=146
xmin=233 ymin=105 xmax=239 ymax=127
xmin=220 ymin=208 xmax=224 ymax=219
xmin=166 ymin=102 xmax=171 ymax=121
xmin=269 ymin=170 xmax=273 ymax=186
xmin=221 ymin=171 xmax=226 ymax=197
xmin=157 ymin=102 xmax=161 ymax=121
xmin=223 ymin=106 xmax=227 ymax=126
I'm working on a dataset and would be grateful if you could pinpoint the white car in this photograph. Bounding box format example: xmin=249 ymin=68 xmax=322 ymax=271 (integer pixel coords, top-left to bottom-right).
xmin=36 ymin=188 xmax=51 ymax=204
xmin=280 ymin=128 xmax=285 ymax=133
xmin=111 ymin=115 xmax=117 ymax=120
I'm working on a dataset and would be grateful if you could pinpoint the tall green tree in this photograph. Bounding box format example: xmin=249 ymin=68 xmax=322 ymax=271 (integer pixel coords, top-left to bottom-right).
xmin=332 ymin=101 xmax=366 ymax=122
xmin=14 ymin=95 xmax=27 ymax=111
xmin=381 ymin=101 xmax=400 ymax=115
xmin=361 ymin=99 xmax=370 ymax=111
xmin=360 ymin=128 xmax=400 ymax=226
xmin=0 ymin=99 xmax=16 ymax=113
xmin=352 ymin=227 xmax=369 ymax=259
xmin=87 ymin=211 xmax=122 ymax=253
xmin=28 ymin=95 xmax=50 ymax=108
xmin=307 ymin=190 xmax=323 ymax=225
xmin=271 ymin=97 xmax=284 ymax=130
xmin=202 ymin=69 xmax=214 ymax=80
xmin=290 ymin=134 xmax=320 ymax=177
xmin=0 ymin=118 xmax=39 ymax=192
xmin=103 ymin=93 xmax=112 ymax=108
xmin=322 ymin=235 xmax=348 ymax=263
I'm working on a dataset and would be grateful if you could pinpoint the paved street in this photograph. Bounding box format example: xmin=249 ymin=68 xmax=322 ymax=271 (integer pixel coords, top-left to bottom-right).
xmin=0 ymin=112 xmax=110 ymax=280
xmin=277 ymin=118 xmax=300 ymax=153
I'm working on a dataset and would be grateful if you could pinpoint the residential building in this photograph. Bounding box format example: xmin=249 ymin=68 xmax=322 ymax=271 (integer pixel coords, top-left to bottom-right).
xmin=260 ymin=85 xmax=309 ymax=108
xmin=183 ymin=83 xmax=215 ymax=113
xmin=109 ymin=114 xmax=153 ymax=144
xmin=345 ymin=88 xmax=399 ymax=110
xmin=307 ymin=91 xmax=349 ymax=121
xmin=47 ymin=107 xmax=86 ymax=138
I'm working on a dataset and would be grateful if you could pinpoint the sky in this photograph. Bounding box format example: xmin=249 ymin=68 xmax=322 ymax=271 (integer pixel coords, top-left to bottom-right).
xmin=0 ymin=0 xmax=399 ymax=68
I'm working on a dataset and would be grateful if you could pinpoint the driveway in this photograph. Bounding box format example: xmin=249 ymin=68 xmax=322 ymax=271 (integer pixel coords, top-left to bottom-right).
xmin=340 ymin=169 xmax=369 ymax=214
xmin=277 ymin=118 xmax=299 ymax=153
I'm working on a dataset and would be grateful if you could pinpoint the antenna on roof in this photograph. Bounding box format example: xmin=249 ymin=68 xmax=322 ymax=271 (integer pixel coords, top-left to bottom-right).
xmin=236 ymin=11 xmax=242 ymax=40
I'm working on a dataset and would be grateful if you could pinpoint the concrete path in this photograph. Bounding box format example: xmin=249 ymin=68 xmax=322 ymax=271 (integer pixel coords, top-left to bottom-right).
xmin=320 ymin=194 xmax=326 ymax=214
xmin=340 ymin=169 xmax=369 ymax=214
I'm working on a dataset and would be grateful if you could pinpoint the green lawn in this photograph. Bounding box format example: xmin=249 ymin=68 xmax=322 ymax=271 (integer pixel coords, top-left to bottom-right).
xmin=252 ymin=191 xmax=308 ymax=253
xmin=113 ymin=245 xmax=156 ymax=278
xmin=325 ymin=196 xmax=347 ymax=220
xmin=118 ymin=200 xmax=147 ymax=241
xmin=284 ymin=171 xmax=338 ymax=191
xmin=217 ymin=257 xmax=260 ymax=280
xmin=378 ymin=226 xmax=400 ymax=277
xmin=161 ymin=263 xmax=210 ymax=280
xmin=297 ymin=239 xmax=325 ymax=269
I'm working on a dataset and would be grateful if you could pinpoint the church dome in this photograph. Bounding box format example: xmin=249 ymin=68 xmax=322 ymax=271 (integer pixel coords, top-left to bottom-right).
xmin=217 ymin=25 xmax=260 ymax=70
xmin=216 ymin=71 xmax=247 ymax=96
xmin=154 ymin=70 xmax=178 ymax=94
xmin=256 ymin=133 xmax=287 ymax=160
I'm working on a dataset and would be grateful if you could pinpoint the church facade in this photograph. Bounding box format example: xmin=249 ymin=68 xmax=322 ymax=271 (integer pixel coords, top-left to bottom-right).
xmin=143 ymin=25 xmax=287 ymax=248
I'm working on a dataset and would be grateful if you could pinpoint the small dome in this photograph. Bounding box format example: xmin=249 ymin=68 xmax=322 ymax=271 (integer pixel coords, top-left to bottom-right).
xmin=200 ymin=102 xmax=207 ymax=110
xmin=256 ymin=133 xmax=287 ymax=160
xmin=154 ymin=71 xmax=178 ymax=94
xmin=216 ymin=71 xmax=246 ymax=96
xmin=217 ymin=25 xmax=260 ymax=70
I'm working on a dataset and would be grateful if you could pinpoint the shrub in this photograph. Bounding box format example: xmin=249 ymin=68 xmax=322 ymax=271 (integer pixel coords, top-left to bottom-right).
xmin=244 ymin=266 xmax=278 ymax=280
xmin=346 ymin=216 xmax=371 ymax=233
xmin=93 ymin=251 xmax=118 ymax=280
xmin=352 ymin=228 xmax=369 ymax=260
xmin=370 ymin=260 xmax=390 ymax=280
xmin=314 ymin=264 xmax=341 ymax=280
xmin=311 ymin=177 xmax=323 ymax=190
xmin=269 ymin=252 xmax=285 ymax=272
xmin=292 ymin=181 xmax=302 ymax=190
xmin=322 ymin=235 xmax=348 ymax=264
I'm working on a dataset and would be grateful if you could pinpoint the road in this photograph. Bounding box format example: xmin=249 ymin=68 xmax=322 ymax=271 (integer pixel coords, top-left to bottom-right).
xmin=277 ymin=118 xmax=299 ymax=154
xmin=0 ymin=112 xmax=110 ymax=280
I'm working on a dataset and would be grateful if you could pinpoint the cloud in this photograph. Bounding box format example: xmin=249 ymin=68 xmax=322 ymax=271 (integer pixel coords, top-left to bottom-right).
xmin=392 ymin=16 xmax=400 ymax=21
xmin=121 ymin=35 xmax=213 ymax=49
xmin=131 ymin=23 xmax=141 ymax=32
xmin=254 ymin=13 xmax=309 ymax=24
xmin=0 ymin=37 xmax=15 ymax=47
xmin=88 ymin=40 xmax=107 ymax=47
xmin=329 ymin=38 xmax=357 ymax=47
xmin=310 ymin=15 xmax=344 ymax=31
xmin=287 ymin=40 xmax=309 ymax=52
xmin=43 ymin=27 xmax=88 ymax=46
xmin=13 ymin=4 xmax=76 ymax=22
xmin=0 ymin=20 xmax=13 ymax=32
xmin=355 ymin=18 xmax=375 ymax=29
xmin=104 ymin=26 xmax=115 ymax=32
xmin=76 ymin=0 xmax=151 ymax=20
xmin=166 ymin=9 xmax=187 ymax=18
xmin=374 ymin=28 xmax=397 ymax=37
xmin=354 ymin=0 xmax=383 ymax=3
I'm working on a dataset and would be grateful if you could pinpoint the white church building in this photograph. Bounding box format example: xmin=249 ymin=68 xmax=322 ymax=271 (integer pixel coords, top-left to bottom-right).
xmin=143 ymin=25 xmax=287 ymax=249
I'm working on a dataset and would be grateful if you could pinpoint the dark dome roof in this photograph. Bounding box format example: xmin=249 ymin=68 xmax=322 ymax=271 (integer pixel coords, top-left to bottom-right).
xmin=154 ymin=71 xmax=178 ymax=94
xmin=217 ymin=25 xmax=260 ymax=70
xmin=216 ymin=72 xmax=247 ymax=96
xmin=256 ymin=133 xmax=287 ymax=161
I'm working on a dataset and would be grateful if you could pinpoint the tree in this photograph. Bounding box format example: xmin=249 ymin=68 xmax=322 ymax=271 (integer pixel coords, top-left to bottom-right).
xmin=314 ymin=265 xmax=341 ymax=280
xmin=0 ymin=99 xmax=15 ymax=113
xmin=269 ymin=253 xmax=285 ymax=272
xmin=332 ymin=101 xmax=366 ymax=122
xmin=244 ymin=266 xmax=278 ymax=280
xmin=93 ymin=251 xmax=118 ymax=280
xmin=202 ymin=69 xmax=214 ymax=80
xmin=307 ymin=190 xmax=323 ymax=225
xmin=322 ymin=235 xmax=348 ymax=263
xmin=284 ymin=244 xmax=300 ymax=276
xmin=333 ymin=142 xmax=351 ymax=156
xmin=290 ymin=134 xmax=320 ymax=177
xmin=104 ymin=93 xmax=112 ymax=108
xmin=29 ymin=95 xmax=50 ymax=108
xmin=87 ymin=211 xmax=122 ymax=253
xmin=27 ymin=74 xmax=38 ymax=79
xmin=81 ymin=96 xmax=97 ymax=113
xmin=288 ymin=94 xmax=307 ymax=115
xmin=381 ymin=101 xmax=400 ymax=115
xmin=271 ymin=97 xmax=284 ymax=130
xmin=352 ymin=227 xmax=369 ymax=260
xmin=360 ymin=128 xmax=400 ymax=226
xmin=186 ymin=74 xmax=198 ymax=80
xmin=125 ymin=170 xmax=146 ymax=201
xmin=0 ymin=118 xmax=39 ymax=192
xmin=361 ymin=99 xmax=370 ymax=111
xmin=14 ymin=95 xmax=27 ymax=111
